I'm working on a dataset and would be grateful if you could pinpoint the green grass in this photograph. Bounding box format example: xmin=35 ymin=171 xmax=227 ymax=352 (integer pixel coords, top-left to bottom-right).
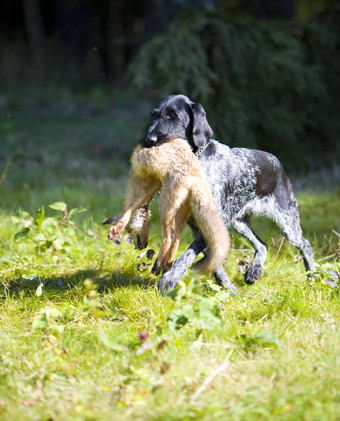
xmin=0 ymin=193 xmax=339 ymax=421
xmin=0 ymin=89 xmax=340 ymax=420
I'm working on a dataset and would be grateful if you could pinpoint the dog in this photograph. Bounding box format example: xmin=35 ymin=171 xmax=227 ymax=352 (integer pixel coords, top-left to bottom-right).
xmin=103 ymin=138 xmax=231 ymax=276
xmin=117 ymin=94 xmax=339 ymax=292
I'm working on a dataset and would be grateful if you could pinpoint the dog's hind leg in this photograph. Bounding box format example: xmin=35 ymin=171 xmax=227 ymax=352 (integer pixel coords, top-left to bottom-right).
xmin=187 ymin=223 xmax=236 ymax=290
xmin=213 ymin=266 xmax=238 ymax=292
xmin=157 ymin=231 xmax=238 ymax=292
xmin=232 ymin=217 xmax=268 ymax=285
xmin=270 ymin=205 xmax=340 ymax=287
xmin=273 ymin=205 xmax=315 ymax=274
xmin=194 ymin=232 xmax=237 ymax=292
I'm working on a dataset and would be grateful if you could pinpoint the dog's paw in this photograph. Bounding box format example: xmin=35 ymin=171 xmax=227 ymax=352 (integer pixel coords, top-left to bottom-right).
xmin=220 ymin=279 xmax=238 ymax=295
xmin=157 ymin=272 xmax=177 ymax=293
xmin=245 ymin=263 xmax=262 ymax=285
xmin=157 ymin=275 xmax=178 ymax=292
xmin=327 ymin=269 xmax=339 ymax=281
xmin=214 ymin=269 xmax=238 ymax=294
xmin=308 ymin=269 xmax=338 ymax=288
xmin=325 ymin=270 xmax=339 ymax=288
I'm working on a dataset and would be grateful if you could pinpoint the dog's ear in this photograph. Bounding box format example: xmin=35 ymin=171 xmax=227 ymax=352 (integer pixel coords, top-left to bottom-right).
xmin=191 ymin=103 xmax=213 ymax=148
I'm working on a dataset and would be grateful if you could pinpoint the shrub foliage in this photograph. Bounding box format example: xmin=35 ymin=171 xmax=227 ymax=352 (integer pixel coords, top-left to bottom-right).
xmin=130 ymin=4 xmax=340 ymax=172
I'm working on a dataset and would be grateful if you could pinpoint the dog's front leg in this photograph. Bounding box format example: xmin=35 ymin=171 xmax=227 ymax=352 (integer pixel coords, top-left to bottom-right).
xmin=157 ymin=233 xmax=206 ymax=290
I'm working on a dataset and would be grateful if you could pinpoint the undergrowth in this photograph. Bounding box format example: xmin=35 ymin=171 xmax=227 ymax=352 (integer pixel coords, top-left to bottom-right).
xmin=0 ymin=194 xmax=339 ymax=420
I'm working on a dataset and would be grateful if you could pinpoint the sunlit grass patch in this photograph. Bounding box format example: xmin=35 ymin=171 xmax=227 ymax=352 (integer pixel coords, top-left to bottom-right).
xmin=0 ymin=188 xmax=339 ymax=420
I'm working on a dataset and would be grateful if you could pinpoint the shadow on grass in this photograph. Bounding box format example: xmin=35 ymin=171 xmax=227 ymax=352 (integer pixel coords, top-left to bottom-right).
xmin=2 ymin=267 xmax=158 ymax=297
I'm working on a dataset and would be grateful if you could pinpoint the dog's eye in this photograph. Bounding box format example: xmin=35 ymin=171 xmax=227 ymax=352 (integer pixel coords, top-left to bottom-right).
xmin=166 ymin=111 xmax=177 ymax=119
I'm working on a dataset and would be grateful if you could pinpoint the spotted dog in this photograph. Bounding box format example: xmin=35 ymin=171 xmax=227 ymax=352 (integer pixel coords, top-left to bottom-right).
xmin=109 ymin=94 xmax=338 ymax=291
xmin=103 ymin=138 xmax=231 ymax=277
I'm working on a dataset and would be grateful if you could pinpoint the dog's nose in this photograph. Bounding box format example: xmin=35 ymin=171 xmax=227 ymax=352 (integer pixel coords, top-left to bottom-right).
xmin=144 ymin=135 xmax=157 ymax=146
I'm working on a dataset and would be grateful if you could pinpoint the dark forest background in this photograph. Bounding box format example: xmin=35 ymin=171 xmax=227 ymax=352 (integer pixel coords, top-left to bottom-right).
xmin=0 ymin=0 xmax=339 ymax=177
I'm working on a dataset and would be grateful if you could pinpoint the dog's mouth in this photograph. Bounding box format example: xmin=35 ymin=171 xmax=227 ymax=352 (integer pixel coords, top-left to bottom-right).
xmin=140 ymin=135 xmax=174 ymax=148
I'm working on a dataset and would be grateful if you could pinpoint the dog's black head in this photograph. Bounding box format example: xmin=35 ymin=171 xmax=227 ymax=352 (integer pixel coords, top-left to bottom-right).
xmin=142 ymin=94 xmax=213 ymax=152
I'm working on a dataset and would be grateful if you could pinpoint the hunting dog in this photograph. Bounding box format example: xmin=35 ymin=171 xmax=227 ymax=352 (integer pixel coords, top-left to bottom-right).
xmin=103 ymin=138 xmax=230 ymax=276
xmin=115 ymin=94 xmax=338 ymax=292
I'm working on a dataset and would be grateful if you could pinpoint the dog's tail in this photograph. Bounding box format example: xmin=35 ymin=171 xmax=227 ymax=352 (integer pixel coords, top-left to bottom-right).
xmin=190 ymin=192 xmax=230 ymax=274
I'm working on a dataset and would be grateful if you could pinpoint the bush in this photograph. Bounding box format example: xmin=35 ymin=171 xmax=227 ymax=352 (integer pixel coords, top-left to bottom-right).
xmin=129 ymin=4 xmax=340 ymax=173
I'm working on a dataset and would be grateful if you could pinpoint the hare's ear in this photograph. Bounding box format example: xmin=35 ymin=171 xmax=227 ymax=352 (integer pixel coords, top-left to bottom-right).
xmin=191 ymin=102 xmax=213 ymax=148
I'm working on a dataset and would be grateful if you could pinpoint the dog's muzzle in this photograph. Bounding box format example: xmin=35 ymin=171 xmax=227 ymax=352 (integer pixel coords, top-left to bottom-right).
xmin=144 ymin=136 xmax=157 ymax=147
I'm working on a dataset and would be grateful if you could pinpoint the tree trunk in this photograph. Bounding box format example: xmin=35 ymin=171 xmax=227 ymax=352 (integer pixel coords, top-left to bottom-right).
xmin=107 ymin=0 xmax=125 ymax=83
xmin=247 ymin=0 xmax=295 ymax=18
xmin=22 ymin=0 xmax=45 ymax=63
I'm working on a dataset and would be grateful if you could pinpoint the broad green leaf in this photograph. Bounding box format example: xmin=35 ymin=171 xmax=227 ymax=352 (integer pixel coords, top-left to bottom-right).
xmin=35 ymin=282 xmax=44 ymax=297
xmin=206 ymin=278 xmax=221 ymax=292
xmin=14 ymin=227 xmax=30 ymax=241
xmin=41 ymin=217 xmax=59 ymax=230
xmin=49 ymin=202 xmax=66 ymax=211
xmin=52 ymin=325 xmax=65 ymax=334
xmin=181 ymin=303 xmax=196 ymax=319
xmin=69 ymin=207 xmax=87 ymax=216
xmin=194 ymin=298 xmax=222 ymax=330
xmin=215 ymin=291 xmax=233 ymax=303
xmin=0 ymin=255 xmax=16 ymax=265
xmin=32 ymin=312 xmax=48 ymax=330
xmin=53 ymin=237 xmax=66 ymax=250
xmin=254 ymin=330 xmax=283 ymax=348
xmin=22 ymin=273 xmax=40 ymax=281
xmin=167 ymin=308 xmax=191 ymax=331
xmin=165 ymin=289 xmax=179 ymax=300
xmin=32 ymin=233 xmax=47 ymax=244
xmin=11 ymin=211 xmax=32 ymax=227
xmin=99 ymin=333 xmax=125 ymax=352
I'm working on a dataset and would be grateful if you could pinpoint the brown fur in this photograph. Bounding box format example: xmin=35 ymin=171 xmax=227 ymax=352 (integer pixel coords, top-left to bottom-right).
xmin=106 ymin=138 xmax=230 ymax=275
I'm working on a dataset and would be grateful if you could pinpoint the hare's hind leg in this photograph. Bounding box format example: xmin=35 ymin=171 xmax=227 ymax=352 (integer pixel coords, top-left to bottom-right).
xmin=162 ymin=204 xmax=191 ymax=273
xmin=152 ymin=182 xmax=188 ymax=276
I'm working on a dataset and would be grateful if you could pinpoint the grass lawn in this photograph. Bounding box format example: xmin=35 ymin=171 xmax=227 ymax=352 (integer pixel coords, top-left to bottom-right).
xmin=0 ymin=88 xmax=339 ymax=420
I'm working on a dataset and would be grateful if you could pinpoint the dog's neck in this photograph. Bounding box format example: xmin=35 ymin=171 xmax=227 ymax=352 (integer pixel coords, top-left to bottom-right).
xmin=194 ymin=140 xmax=211 ymax=157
